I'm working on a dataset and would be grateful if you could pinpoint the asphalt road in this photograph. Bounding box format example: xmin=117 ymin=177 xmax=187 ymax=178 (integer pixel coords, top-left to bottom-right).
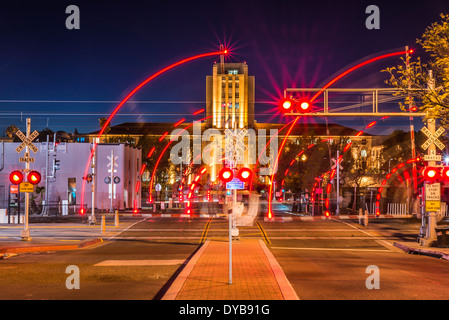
xmin=261 ymin=217 xmax=449 ymax=300
xmin=0 ymin=215 xmax=448 ymax=300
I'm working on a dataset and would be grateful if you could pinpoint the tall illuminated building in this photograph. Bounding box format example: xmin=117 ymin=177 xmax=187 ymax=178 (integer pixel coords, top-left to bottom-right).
xmin=206 ymin=62 xmax=255 ymax=129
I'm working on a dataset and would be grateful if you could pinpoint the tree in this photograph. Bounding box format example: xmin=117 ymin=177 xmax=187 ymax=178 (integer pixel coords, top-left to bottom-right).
xmin=99 ymin=117 xmax=111 ymax=135
xmin=5 ymin=124 xmax=19 ymax=139
xmin=383 ymin=14 xmax=449 ymax=128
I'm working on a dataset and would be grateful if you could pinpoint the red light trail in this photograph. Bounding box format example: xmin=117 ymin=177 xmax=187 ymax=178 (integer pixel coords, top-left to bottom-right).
xmin=267 ymin=48 xmax=412 ymax=219
xmin=80 ymin=49 xmax=227 ymax=214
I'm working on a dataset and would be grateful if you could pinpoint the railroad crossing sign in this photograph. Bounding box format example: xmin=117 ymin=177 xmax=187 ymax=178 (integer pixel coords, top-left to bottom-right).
xmin=107 ymin=154 xmax=118 ymax=173
xmin=331 ymin=157 xmax=343 ymax=170
xmin=425 ymin=182 xmax=441 ymax=212
xmin=225 ymin=128 xmax=247 ymax=164
xmin=15 ymin=130 xmax=39 ymax=154
xmin=421 ymin=126 xmax=445 ymax=151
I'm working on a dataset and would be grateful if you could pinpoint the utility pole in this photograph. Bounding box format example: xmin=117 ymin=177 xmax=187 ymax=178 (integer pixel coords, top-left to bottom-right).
xmin=406 ymin=46 xmax=418 ymax=205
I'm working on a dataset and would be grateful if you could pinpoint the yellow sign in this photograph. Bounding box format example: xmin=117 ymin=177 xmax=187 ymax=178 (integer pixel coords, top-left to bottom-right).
xmin=425 ymin=200 xmax=440 ymax=212
xmin=19 ymin=182 xmax=34 ymax=193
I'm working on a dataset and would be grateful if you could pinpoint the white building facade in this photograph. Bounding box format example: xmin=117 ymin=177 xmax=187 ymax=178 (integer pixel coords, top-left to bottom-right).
xmin=0 ymin=141 xmax=141 ymax=215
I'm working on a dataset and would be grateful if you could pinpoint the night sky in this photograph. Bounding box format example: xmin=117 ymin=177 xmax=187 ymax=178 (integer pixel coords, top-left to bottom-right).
xmin=0 ymin=0 xmax=447 ymax=135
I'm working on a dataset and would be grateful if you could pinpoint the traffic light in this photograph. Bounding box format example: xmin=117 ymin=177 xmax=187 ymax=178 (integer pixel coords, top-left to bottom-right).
xmin=9 ymin=170 xmax=23 ymax=185
xmin=237 ymin=167 xmax=252 ymax=182
xmin=218 ymin=167 xmax=234 ymax=183
xmin=83 ymin=174 xmax=93 ymax=183
xmin=27 ymin=171 xmax=41 ymax=185
xmin=53 ymin=159 xmax=60 ymax=171
xmin=423 ymin=167 xmax=440 ymax=182
xmin=278 ymin=98 xmax=294 ymax=113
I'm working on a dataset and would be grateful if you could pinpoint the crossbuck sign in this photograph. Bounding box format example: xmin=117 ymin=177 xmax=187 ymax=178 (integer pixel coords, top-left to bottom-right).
xmin=15 ymin=129 xmax=39 ymax=163
xmin=421 ymin=126 xmax=445 ymax=151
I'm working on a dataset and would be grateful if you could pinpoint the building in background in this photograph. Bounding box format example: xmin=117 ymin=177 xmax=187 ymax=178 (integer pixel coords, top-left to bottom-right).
xmin=0 ymin=142 xmax=141 ymax=215
xmin=206 ymin=62 xmax=255 ymax=129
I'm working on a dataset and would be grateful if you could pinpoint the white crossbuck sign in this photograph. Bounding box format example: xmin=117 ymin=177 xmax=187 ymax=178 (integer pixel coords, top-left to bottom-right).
xmin=225 ymin=128 xmax=247 ymax=164
xmin=421 ymin=126 xmax=445 ymax=151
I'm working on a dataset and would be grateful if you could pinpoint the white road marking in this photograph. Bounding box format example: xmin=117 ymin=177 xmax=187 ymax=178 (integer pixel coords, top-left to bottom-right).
xmin=93 ymin=259 xmax=185 ymax=266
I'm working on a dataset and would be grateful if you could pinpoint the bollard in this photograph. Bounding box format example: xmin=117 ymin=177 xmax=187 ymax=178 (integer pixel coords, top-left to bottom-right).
xmin=101 ymin=215 xmax=106 ymax=234
xmin=115 ymin=210 xmax=119 ymax=228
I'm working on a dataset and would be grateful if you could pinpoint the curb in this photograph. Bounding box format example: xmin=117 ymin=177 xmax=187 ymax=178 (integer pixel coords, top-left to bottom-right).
xmin=259 ymin=240 xmax=299 ymax=300
xmin=393 ymin=242 xmax=449 ymax=260
xmin=264 ymin=215 xmax=413 ymax=222
xmin=161 ymin=240 xmax=210 ymax=300
xmin=0 ymin=238 xmax=103 ymax=257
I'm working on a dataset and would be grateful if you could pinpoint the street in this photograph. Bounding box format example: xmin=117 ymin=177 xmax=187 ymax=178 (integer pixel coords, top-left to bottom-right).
xmin=1 ymin=215 xmax=448 ymax=300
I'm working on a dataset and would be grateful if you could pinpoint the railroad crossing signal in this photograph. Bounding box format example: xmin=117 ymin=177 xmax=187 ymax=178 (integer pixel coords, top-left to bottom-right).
xmin=421 ymin=126 xmax=445 ymax=151
xmin=15 ymin=129 xmax=39 ymax=154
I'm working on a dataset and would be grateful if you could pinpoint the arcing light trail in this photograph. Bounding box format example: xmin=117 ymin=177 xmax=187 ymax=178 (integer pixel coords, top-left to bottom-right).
xmin=80 ymin=49 xmax=227 ymax=213
xmin=267 ymin=48 xmax=413 ymax=219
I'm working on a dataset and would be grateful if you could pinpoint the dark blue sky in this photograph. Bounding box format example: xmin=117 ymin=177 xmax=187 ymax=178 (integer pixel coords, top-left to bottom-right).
xmin=0 ymin=0 xmax=447 ymax=135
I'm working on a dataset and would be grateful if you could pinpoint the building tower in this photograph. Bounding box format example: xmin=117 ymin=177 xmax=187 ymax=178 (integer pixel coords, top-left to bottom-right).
xmin=206 ymin=62 xmax=255 ymax=129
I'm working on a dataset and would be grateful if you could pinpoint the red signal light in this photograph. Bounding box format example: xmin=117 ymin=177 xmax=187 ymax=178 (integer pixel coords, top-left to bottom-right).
xmin=237 ymin=167 xmax=252 ymax=182
xmin=298 ymin=99 xmax=311 ymax=113
xmin=279 ymin=98 xmax=294 ymax=113
xmin=27 ymin=171 xmax=41 ymax=185
xmin=442 ymin=167 xmax=449 ymax=180
xmin=423 ymin=167 xmax=440 ymax=182
xmin=9 ymin=170 xmax=23 ymax=185
xmin=219 ymin=167 xmax=234 ymax=183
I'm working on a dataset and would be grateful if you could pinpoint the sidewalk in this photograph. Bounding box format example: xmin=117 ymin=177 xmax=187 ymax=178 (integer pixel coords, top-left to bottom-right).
xmin=0 ymin=222 xmax=122 ymax=257
xmin=162 ymin=239 xmax=299 ymax=300
xmin=394 ymin=241 xmax=449 ymax=260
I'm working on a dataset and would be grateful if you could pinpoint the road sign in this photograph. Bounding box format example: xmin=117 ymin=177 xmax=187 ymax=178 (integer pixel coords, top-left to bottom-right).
xmin=19 ymin=182 xmax=34 ymax=193
xmin=19 ymin=152 xmax=35 ymax=163
xmin=15 ymin=130 xmax=39 ymax=154
xmin=331 ymin=157 xmax=343 ymax=170
xmin=226 ymin=178 xmax=244 ymax=190
xmin=425 ymin=182 xmax=441 ymax=202
xmin=424 ymin=154 xmax=442 ymax=162
xmin=426 ymin=200 xmax=441 ymax=212
xmin=421 ymin=126 xmax=445 ymax=151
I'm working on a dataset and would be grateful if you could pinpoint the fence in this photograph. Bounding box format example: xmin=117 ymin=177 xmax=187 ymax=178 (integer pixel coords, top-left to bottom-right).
xmin=386 ymin=203 xmax=409 ymax=215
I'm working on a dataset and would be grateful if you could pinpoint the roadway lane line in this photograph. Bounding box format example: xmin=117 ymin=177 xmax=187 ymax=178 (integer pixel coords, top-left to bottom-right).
xmin=199 ymin=218 xmax=212 ymax=244
xmin=255 ymin=219 xmax=271 ymax=244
